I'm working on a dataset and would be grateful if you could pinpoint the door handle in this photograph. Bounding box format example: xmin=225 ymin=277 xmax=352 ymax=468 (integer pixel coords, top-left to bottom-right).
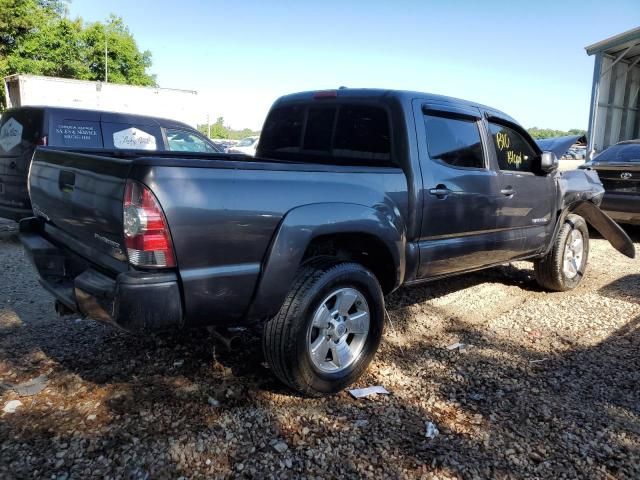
xmin=429 ymin=185 xmax=452 ymax=198
xmin=58 ymin=170 xmax=75 ymax=193
xmin=500 ymin=187 xmax=515 ymax=196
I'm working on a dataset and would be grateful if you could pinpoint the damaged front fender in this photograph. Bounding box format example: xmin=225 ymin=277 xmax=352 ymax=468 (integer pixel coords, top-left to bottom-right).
xmin=556 ymin=169 xmax=635 ymax=259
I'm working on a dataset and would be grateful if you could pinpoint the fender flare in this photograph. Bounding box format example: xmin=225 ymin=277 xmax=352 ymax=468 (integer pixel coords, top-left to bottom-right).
xmin=548 ymin=201 xmax=635 ymax=259
xmin=571 ymin=201 xmax=635 ymax=258
xmin=246 ymin=203 xmax=406 ymax=321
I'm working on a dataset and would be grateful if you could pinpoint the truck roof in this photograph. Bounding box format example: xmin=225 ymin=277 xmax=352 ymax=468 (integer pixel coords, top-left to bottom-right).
xmin=273 ymin=88 xmax=519 ymax=125
xmin=2 ymin=105 xmax=192 ymax=130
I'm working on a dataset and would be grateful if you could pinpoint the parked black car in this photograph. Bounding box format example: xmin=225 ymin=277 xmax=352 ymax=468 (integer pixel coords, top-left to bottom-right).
xmin=20 ymin=89 xmax=635 ymax=396
xmin=0 ymin=107 xmax=220 ymax=220
xmin=580 ymin=140 xmax=640 ymax=225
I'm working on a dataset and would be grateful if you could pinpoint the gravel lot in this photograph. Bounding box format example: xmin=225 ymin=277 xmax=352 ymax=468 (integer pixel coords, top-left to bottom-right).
xmin=0 ymin=222 xmax=638 ymax=479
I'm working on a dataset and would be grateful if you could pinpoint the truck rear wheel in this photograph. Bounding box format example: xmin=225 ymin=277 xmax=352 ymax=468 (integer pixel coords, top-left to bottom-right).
xmin=263 ymin=258 xmax=384 ymax=397
xmin=534 ymin=214 xmax=589 ymax=292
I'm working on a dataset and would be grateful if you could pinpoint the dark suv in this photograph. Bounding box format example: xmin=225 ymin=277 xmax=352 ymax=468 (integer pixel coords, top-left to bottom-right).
xmin=0 ymin=107 xmax=220 ymax=220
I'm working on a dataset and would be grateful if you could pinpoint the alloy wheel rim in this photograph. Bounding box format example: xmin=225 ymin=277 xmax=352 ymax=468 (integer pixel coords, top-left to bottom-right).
xmin=563 ymin=229 xmax=584 ymax=279
xmin=307 ymin=287 xmax=370 ymax=374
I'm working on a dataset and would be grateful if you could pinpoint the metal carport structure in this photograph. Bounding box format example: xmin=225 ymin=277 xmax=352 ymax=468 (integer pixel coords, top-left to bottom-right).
xmin=586 ymin=27 xmax=640 ymax=159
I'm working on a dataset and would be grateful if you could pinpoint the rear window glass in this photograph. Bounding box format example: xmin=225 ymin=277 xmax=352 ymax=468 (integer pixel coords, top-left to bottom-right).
xmin=303 ymin=107 xmax=336 ymax=151
xmin=594 ymin=143 xmax=640 ymax=163
xmin=260 ymin=105 xmax=304 ymax=153
xmin=334 ymin=105 xmax=391 ymax=160
xmin=260 ymin=103 xmax=392 ymax=164
xmin=51 ymin=120 xmax=103 ymax=148
xmin=0 ymin=110 xmax=44 ymax=154
xmin=424 ymin=114 xmax=484 ymax=169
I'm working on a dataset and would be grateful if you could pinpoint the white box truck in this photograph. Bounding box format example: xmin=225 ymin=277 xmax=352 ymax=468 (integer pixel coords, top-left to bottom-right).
xmin=3 ymin=74 xmax=202 ymax=127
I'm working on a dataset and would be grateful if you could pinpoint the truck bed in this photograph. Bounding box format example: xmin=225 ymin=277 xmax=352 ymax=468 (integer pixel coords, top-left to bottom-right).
xmin=27 ymin=147 xmax=408 ymax=326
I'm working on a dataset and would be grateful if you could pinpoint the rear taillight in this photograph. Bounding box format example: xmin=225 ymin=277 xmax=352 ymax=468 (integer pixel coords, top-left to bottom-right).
xmin=123 ymin=180 xmax=176 ymax=268
xmin=36 ymin=136 xmax=48 ymax=146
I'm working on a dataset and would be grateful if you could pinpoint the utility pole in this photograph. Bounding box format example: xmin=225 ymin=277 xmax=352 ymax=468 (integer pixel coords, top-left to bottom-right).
xmin=104 ymin=29 xmax=108 ymax=83
xmin=207 ymin=113 xmax=211 ymax=138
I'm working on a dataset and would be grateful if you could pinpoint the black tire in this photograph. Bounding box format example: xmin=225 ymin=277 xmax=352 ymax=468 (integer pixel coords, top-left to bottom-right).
xmin=263 ymin=258 xmax=385 ymax=397
xmin=534 ymin=214 xmax=589 ymax=292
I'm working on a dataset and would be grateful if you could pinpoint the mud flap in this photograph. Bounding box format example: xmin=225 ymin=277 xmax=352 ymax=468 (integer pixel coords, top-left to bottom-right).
xmin=571 ymin=201 xmax=635 ymax=258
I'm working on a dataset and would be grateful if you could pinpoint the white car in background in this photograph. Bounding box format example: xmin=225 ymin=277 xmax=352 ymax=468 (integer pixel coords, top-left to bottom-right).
xmin=227 ymin=136 xmax=259 ymax=156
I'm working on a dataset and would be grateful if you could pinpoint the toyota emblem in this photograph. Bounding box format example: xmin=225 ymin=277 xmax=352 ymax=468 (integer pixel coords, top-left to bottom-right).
xmin=620 ymin=172 xmax=632 ymax=180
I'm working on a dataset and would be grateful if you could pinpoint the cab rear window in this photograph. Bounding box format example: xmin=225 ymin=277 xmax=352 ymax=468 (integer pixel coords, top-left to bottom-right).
xmin=260 ymin=103 xmax=392 ymax=165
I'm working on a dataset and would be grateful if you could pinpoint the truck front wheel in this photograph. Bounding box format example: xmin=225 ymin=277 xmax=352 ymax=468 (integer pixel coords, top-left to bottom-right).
xmin=534 ymin=214 xmax=590 ymax=291
xmin=263 ymin=258 xmax=384 ymax=397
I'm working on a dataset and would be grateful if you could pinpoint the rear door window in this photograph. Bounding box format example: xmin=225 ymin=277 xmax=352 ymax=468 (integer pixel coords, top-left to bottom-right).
xmin=166 ymin=129 xmax=219 ymax=153
xmin=102 ymin=123 xmax=162 ymax=151
xmin=424 ymin=114 xmax=484 ymax=169
xmin=488 ymin=122 xmax=538 ymax=173
xmin=50 ymin=119 xmax=102 ymax=148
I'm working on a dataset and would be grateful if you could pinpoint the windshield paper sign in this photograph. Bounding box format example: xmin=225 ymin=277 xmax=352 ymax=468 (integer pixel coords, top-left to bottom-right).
xmin=113 ymin=127 xmax=157 ymax=150
xmin=0 ymin=118 xmax=23 ymax=152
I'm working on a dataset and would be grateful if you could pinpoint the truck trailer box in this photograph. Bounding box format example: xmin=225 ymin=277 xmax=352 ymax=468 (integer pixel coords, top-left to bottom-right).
xmin=3 ymin=74 xmax=201 ymax=127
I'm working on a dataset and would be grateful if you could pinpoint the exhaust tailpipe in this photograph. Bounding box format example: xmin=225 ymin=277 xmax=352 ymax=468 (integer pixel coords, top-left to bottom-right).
xmin=208 ymin=327 xmax=243 ymax=351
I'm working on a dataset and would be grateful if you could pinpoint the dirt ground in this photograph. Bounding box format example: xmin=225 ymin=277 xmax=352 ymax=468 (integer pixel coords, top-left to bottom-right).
xmin=0 ymin=223 xmax=638 ymax=479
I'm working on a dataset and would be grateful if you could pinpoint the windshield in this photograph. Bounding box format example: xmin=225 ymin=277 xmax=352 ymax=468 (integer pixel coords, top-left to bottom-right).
xmin=237 ymin=137 xmax=257 ymax=147
xmin=594 ymin=143 xmax=640 ymax=163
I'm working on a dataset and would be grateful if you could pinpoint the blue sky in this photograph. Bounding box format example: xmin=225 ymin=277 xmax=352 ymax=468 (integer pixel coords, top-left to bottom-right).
xmin=68 ymin=1 xmax=640 ymax=131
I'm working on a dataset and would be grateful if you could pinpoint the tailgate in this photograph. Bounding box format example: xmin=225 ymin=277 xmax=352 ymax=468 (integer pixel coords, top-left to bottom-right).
xmin=28 ymin=148 xmax=131 ymax=266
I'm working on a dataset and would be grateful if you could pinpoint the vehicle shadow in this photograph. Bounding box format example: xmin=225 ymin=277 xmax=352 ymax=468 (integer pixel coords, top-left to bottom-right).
xmin=387 ymin=262 xmax=539 ymax=312
xmin=1 ymin=249 xmax=638 ymax=477
xmin=3 ymin=313 xmax=638 ymax=478
xmin=598 ymin=273 xmax=640 ymax=304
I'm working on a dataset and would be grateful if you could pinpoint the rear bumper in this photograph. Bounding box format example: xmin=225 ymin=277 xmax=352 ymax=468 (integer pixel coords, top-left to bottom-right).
xmin=601 ymin=194 xmax=640 ymax=225
xmin=20 ymin=218 xmax=183 ymax=332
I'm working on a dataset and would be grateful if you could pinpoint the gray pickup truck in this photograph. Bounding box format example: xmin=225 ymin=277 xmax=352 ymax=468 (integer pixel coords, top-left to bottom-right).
xmin=20 ymin=89 xmax=635 ymax=396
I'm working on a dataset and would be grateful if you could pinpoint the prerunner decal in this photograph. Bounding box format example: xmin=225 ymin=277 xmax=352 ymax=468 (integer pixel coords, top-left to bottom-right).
xmin=113 ymin=127 xmax=157 ymax=150
xmin=0 ymin=118 xmax=23 ymax=152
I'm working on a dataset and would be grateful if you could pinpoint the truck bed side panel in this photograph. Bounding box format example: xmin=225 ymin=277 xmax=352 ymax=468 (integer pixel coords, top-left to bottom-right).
xmin=133 ymin=163 xmax=408 ymax=325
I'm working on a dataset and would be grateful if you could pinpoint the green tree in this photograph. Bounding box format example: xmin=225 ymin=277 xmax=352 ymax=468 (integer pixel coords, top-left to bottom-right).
xmin=81 ymin=15 xmax=155 ymax=86
xmin=7 ymin=17 xmax=89 ymax=79
xmin=0 ymin=1 xmax=156 ymax=110
xmin=527 ymin=127 xmax=587 ymax=140
xmin=198 ymin=117 xmax=260 ymax=140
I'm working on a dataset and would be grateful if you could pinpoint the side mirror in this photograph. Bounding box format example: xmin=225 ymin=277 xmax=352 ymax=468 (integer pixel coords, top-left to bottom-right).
xmin=540 ymin=151 xmax=558 ymax=172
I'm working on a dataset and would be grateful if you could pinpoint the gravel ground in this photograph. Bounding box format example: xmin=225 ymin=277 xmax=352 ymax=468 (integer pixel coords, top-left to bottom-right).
xmin=0 ymin=223 xmax=638 ymax=479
